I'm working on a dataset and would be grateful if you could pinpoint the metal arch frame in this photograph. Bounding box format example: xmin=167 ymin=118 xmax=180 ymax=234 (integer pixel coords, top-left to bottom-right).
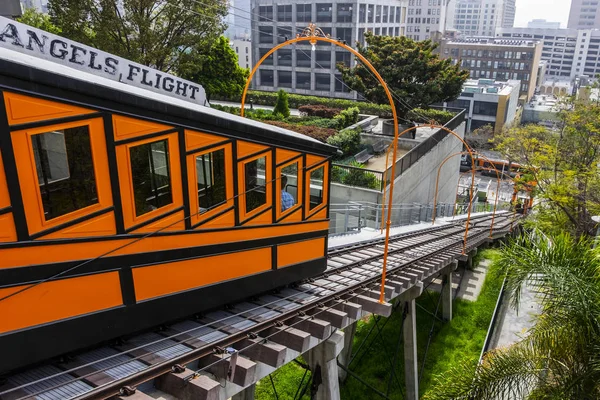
xmin=239 ymin=23 xmax=475 ymax=302
xmin=431 ymin=151 xmax=503 ymax=239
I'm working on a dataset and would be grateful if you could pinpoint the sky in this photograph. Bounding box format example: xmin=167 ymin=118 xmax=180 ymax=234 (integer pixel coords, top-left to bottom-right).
xmin=513 ymin=0 xmax=572 ymax=28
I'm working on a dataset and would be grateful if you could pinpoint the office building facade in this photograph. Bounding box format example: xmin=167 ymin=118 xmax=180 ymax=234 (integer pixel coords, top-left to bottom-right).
xmin=568 ymin=0 xmax=600 ymax=29
xmin=442 ymin=79 xmax=520 ymax=133
xmin=251 ymin=0 xmax=407 ymax=99
xmin=405 ymin=0 xmax=449 ymax=41
xmin=527 ymin=19 xmax=561 ymax=29
xmin=438 ymin=38 xmax=542 ymax=100
xmin=497 ymin=27 xmax=600 ymax=80
xmin=446 ymin=0 xmax=515 ymax=37
xmin=232 ymin=39 xmax=252 ymax=70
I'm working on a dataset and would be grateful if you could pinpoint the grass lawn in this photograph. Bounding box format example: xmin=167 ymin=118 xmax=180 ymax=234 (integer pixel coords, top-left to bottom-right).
xmin=254 ymin=249 xmax=503 ymax=399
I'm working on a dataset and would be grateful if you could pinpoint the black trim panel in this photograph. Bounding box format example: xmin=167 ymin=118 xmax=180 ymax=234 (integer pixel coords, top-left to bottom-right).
xmin=0 ymin=258 xmax=327 ymax=375
xmin=0 ymin=206 xmax=11 ymax=216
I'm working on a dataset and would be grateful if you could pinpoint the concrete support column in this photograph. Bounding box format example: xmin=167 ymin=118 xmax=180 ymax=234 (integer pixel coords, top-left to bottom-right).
xmin=336 ymin=321 xmax=357 ymax=382
xmin=306 ymin=331 xmax=345 ymax=400
xmin=403 ymin=300 xmax=419 ymax=400
xmin=232 ymin=384 xmax=256 ymax=400
xmin=442 ymin=272 xmax=453 ymax=321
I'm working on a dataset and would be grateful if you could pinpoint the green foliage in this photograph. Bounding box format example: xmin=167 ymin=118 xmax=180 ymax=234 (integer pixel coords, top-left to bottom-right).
xmin=326 ymin=127 xmax=362 ymax=157
xmin=255 ymin=357 xmax=311 ymax=399
xmin=177 ymin=36 xmax=248 ymax=102
xmin=406 ymin=108 xmax=455 ymax=125
xmin=264 ymin=120 xmax=336 ymax=142
xmin=425 ymin=233 xmax=600 ymax=399
xmin=333 ymin=106 xmax=360 ymax=129
xmin=341 ymin=161 xmax=380 ymax=190
xmin=215 ymin=90 xmax=393 ymax=117
xmin=337 ymin=34 xmax=469 ymax=119
xmin=48 ymin=0 xmax=227 ymax=72
xmin=272 ymin=89 xmax=290 ymax=118
xmin=494 ymin=98 xmax=600 ymax=238
xmin=17 ymin=8 xmax=61 ymax=34
xmin=298 ymin=104 xmax=342 ymax=118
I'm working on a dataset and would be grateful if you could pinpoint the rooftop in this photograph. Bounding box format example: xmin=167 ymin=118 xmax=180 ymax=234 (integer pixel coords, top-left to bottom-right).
xmin=461 ymin=79 xmax=519 ymax=96
xmin=443 ymin=37 xmax=538 ymax=47
xmin=525 ymin=95 xmax=560 ymax=112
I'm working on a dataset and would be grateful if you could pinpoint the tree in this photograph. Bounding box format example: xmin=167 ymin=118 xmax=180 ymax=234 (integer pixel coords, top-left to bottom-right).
xmin=337 ymin=34 xmax=469 ymax=121
xmin=466 ymin=124 xmax=494 ymax=150
xmin=17 ymin=8 xmax=62 ymax=34
xmin=47 ymin=0 xmax=227 ymax=72
xmin=177 ymin=36 xmax=249 ymax=103
xmin=494 ymin=99 xmax=600 ymax=238
xmin=272 ymin=89 xmax=290 ymax=118
xmin=424 ymin=232 xmax=600 ymax=400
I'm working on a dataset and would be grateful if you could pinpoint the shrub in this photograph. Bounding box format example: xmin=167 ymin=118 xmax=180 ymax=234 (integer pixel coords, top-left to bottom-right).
xmin=334 ymin=106 xmax=360 ymax=129
xmin=298 ymin=104 xmax=342 ymax=118
xmin=342 ymin=161 xmax=380 ymax=190
xmin=406 ymin=108 xmax=455 ymax=125
xmin=273 ymin=89 xmax=290 ymax=118
xmin=326 ymin=127 xmax=362 ymax=157
xmin=263 ymin=121 xmax=336 ymax=142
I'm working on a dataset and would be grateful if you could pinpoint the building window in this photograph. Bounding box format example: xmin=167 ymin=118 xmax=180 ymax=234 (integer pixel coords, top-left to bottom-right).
xmin=259 ymin=6 xmax=273 ymax=21
xmin=335 ymin=74 xmax=350 ymax=92
xmin=297 ymin=4 xmax=312 ymax=22
xmin=277 ymin=26 xmax=293 ymax=43
xmin=375 ymin=5 xmax=382 ymax=22
xmin=259 ymin=26 xmax=273 ymax=44
xmin=389 ymin=6 xmax=395 ymax=23
xmin=335 ymin=51 xmax=351 ymax=67
xmin=315 ymin=73 xmax=330 ymax=91
xmin=316 ymin=3 xmax=333 ymax=22
xmin=472 ymin=101 xmax=498 ymax=117
xmin=359 ymin=4 xmax=366 ymax=22
xmin=368 ymin=4 xmax=374 ymax=22
xmin=195 ymin=148 xmax=226 ymax=214
xmin=278 ymin=161 xmax=300 ymax=215
xmin=259 ymin=48 xmax=273 ymax=65
xmin=260 ymin=69 xmax=274 ymax=86
xmin=32 ymin=125 xmax=97 ymax=221
xmin=277 ymin=5 xmax=292 ymax=22
xmin=382 ymin=5 xmax=389 ymax=22
xmin=296 ymin=50 xmax=312 ymax=67
xmin=278 ymin=71 xmax=292 ymax=88
xmin=277 ymin=49 xmax=292 ymax=66
xmin=315 ymin=50 xmax=332 ymax=69
xmin=296 ymin=72 xmax=311 ymax=89
xmin=130 ymin=139 xmax=173 ymax=217
xmin=336 ymin=27 xmax=352 ymax=44
xmin=243 ymin=156 xmax=267 ymax=214
xmin=337 ymin=3 xmax=353 ymax=22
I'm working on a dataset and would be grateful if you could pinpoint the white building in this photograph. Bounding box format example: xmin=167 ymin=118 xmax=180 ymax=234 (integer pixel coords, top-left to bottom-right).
xmin=497 ymin=27 xmax=600 ymax=81
xmin=231 ymin=39 xmax=252 ymax=70
xmin=405 ymin=0 xmax=448 ymax=41
xmin=527 ymin=19 xmax=561 ymax=29
xmin=442 ymin=78 xmax=520 ymax=133
xmin=251 ymin=0 xmax=408 ymax=99
xmin=568 ymin=0 xmax=600 ymax=29
xmin=446 ymin=0 xmax=515 ymax=37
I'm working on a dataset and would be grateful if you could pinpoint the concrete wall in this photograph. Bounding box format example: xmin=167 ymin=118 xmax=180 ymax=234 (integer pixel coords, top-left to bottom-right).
xmin=389 ymin=121 xmax=466 ymax=210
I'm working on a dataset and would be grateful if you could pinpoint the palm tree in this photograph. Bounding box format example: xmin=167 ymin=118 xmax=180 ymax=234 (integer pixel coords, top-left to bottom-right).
xmin=424 ymin=232 xmax=600 ymax=400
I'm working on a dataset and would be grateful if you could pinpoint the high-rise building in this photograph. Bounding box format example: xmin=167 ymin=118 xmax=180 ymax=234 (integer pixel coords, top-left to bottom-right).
xmin=497 ymin=27 xmax=600 ymax=81
xmin=405 ymin=0 xmax=448 ymax=41
xmin=20 ymin=0 xmax=47 ymax=13
xmin=446 ymin=0 xmax=515 ymax=37
xmin=225 ymin=0 xmax=252 ymax=40
xmin=527 ymin=19 xmax=561 ymax=29
xmin=251 ymin=0 xmax=408 ymax=99
xmin=568 ymin=0 xmax=600 ymax=29
xmin=437 ymin=37 xmax=542 ymax=100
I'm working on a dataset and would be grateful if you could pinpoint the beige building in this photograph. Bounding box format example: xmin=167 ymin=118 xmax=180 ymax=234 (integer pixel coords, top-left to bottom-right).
xmin=437 ymin=37 xmax=542 ymax=101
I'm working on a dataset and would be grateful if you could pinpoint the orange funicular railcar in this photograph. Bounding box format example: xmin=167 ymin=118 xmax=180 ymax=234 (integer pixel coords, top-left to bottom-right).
xmin=0 ymin=18 xmax=337 ymax=373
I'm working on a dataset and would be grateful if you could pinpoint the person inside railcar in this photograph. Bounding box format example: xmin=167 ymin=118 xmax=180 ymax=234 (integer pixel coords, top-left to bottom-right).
xmin=281 ymin=175 xmax=294 ymax=212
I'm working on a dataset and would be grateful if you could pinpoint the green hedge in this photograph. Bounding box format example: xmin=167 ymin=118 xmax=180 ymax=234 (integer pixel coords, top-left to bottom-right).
xmin=218 ymin=90 xmax=393 ymax=117
xmin=406 ymin=108 xmax=455 ymax=125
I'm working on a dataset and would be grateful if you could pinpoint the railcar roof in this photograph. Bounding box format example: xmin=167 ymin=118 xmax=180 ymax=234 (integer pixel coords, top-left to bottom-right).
xmin=0 ymin=47 xmax=338 ymax=155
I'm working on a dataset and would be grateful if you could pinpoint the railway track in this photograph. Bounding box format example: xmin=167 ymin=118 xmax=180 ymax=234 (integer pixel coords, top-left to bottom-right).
xmin=0 ymin=212 xmax=517 ymax=400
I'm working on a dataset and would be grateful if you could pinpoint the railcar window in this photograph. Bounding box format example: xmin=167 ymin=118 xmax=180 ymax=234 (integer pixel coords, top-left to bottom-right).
xmin=245 ymin=156 xmax=267 ymax=213
xmin=31 ymin=126 xmax=97 ymax=220
xmin=130 ymin=139 xmax=173 ymax=216
xmin=309 ymin=166 xmax=324 ymax=210
xmin=280 ymin=162 xmax=298 ymax=212
xmin=196 ymin=148 xmax=227 ymax=213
